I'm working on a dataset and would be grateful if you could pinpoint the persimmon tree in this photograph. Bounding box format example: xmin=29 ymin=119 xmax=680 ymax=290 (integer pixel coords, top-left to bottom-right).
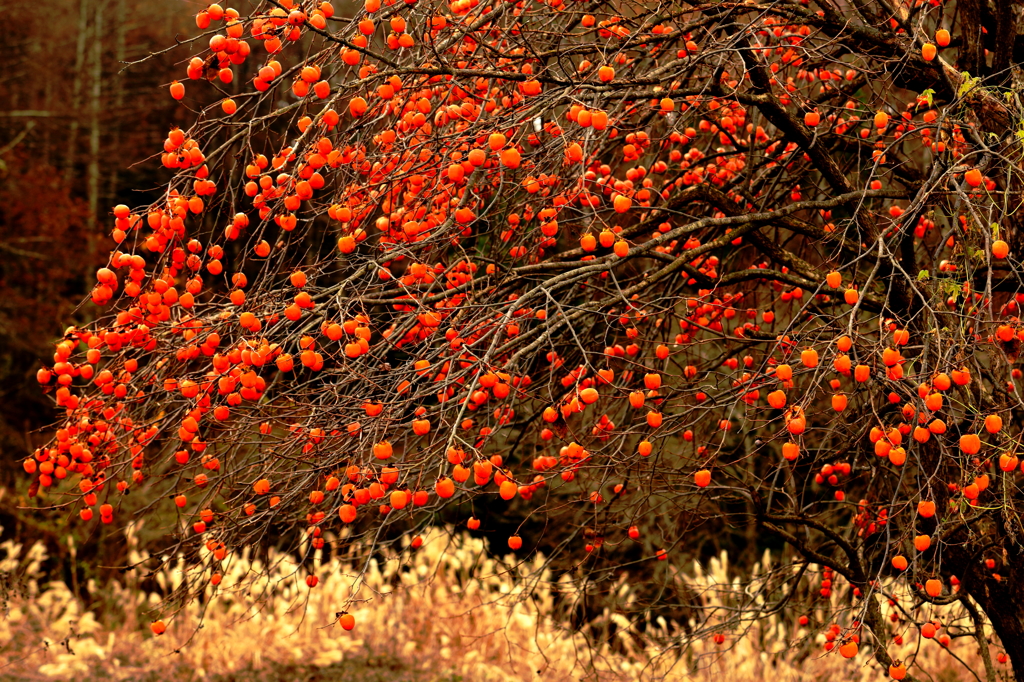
xmin=26 ymin=0 xmax=1024 ymax=678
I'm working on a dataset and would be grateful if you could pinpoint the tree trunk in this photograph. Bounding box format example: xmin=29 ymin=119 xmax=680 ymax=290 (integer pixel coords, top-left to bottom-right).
xmin=86 ymin=0 xmax=103 ymax=278
xmin=64 ymin=0 xmax=90 ymax=184
xmin=41 ymin=79 xmax=52 ymax=168
xmin=987 ymin=0 xmax=1020 ymax=81
xmin=971 ymin=584 xmax=1024 ymax=682
xmin=957 ymin=0 xmax=985 ymax=76
xmin=106 ymin=0 xmax=126 ymax=206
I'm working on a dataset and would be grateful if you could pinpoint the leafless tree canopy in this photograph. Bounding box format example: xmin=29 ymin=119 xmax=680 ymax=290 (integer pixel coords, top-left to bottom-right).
xmin=24 ymin=0 xmax=1024 ymax=678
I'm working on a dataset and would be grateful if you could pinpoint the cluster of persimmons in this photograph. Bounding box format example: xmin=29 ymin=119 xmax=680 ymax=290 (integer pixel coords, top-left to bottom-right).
xmin=25 ymin=0 xmax=1024 ymax=678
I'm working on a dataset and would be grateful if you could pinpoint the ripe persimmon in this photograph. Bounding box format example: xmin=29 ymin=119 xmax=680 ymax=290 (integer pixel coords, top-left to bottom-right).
xmin=435 ymin=477 xmax=455 ymax=498
xmin=349 ymin=97 xmax=368 ymax=116
xmin=960 ymin=433 xmax=981 ymax=455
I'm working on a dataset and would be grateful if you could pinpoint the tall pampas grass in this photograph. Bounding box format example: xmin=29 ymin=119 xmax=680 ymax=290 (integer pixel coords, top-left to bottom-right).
xmin=0 ymin=524 xmax=991 ymax=681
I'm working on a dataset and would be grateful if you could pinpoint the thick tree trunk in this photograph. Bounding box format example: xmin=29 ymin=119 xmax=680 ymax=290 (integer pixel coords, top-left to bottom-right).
xmin=958 ymin=0 xmax=985 ymax=76
xmin=988 ymin=0 xmax=1019 ymax=79
xmin=971 ymin=586 xmax=1024 ymax=682
xmin=953 ymin=531 xmax=1024 ymax=682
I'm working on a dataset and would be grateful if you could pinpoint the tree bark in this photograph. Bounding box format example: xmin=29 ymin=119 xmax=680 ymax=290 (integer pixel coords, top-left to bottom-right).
xmin=958 ymin=0 xmax=985 ymax=76
xmin=987 ymin=0 xmax=1020 ymax=80
xmin=969 ymin=577 xmax=1024 ymax=682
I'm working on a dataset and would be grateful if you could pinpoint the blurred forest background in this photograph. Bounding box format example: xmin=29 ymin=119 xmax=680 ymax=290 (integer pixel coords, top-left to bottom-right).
xmin=0 ymin=0 xmax=196 ymax=585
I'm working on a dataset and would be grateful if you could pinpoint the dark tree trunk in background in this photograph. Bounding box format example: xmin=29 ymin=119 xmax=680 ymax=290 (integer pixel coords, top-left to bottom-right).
xmin=64 ymin=0 xmax=90 ymax=183
xmin=957 ymin=0 xmax=985 ymax=76
xmin=86 ymin=0 xmax=103 ymax=278
xmin=107 ymin=0 xmax=126 ymax=207
xmin=970 ymin=575 xmax=1024 ymax=682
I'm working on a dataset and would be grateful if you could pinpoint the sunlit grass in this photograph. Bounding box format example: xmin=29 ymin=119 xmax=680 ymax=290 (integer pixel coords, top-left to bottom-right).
xmin=0 ymin=526 xmax=990 ymax=681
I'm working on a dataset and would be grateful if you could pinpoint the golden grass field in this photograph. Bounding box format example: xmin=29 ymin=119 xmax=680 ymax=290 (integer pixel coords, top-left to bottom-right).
xmin=0 ymin=525 xmax=994 ymax=681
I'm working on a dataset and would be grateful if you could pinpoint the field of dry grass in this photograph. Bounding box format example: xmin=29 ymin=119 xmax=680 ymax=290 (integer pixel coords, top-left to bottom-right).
xmin=0 ymin=525 xmax=994 ymax=681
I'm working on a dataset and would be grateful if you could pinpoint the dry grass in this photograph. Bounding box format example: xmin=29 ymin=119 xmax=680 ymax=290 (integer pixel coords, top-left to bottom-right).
xmin=0 ymin=525 xmax=993 ymax=681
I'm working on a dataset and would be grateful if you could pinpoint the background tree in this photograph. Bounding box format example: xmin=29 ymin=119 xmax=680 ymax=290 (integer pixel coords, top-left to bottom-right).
xmin=23 ymin=0 xmax=1024 ymax=679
